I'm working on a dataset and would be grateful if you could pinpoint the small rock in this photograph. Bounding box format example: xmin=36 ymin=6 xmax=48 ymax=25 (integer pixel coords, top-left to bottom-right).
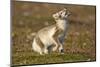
xmin=23 ymin=12 xmax=30 ymax=16
xmin=83 ymin=42 xmax=87 ymax=46
xmin=87 ymin=58 xmax=91 ymax=61
xmin=19 ymin=21 xmax=24 ymax=25
xmin=75 ymin=32 xmax=80 ymax=36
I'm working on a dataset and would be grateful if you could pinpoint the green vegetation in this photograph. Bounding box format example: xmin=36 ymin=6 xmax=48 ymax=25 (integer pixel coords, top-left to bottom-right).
xmin=12 ymin=1 xmax=96 ymax=66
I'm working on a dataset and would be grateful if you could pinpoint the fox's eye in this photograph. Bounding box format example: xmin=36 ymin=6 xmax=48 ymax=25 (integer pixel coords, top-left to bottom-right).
xmin=60 ymin=12 xmax=62 ymax=14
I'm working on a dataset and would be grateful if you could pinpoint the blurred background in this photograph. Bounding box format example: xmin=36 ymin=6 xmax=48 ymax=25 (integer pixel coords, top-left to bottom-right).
xmin=11 ymin=1 xmax=96 ymax=66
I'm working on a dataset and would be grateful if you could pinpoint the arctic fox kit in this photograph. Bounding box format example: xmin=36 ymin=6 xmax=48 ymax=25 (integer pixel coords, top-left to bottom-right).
xmin=32 ymin=9 xmax=71 ymax=55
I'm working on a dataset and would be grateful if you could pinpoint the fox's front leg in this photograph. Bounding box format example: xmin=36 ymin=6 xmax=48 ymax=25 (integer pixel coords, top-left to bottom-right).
xmin=52 ymin=37 xmax=64 ymax=54
xmin=58 ymin=43 xmax=64 ymax=54
xmin=51 ymin=37 xmax=59 ymax=51
xmin=58 ymin=34 xmax=65 ymax=54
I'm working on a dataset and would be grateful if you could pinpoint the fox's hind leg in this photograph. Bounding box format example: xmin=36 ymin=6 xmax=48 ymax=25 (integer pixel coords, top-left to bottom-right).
xmin=32 ymin=37 xmax=44 ymax=55
xmin=44 ymin=48 xmax=48 ymax=54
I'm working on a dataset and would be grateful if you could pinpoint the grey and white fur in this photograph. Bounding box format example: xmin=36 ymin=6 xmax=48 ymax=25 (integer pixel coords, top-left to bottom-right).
xmin=32 ymin=8 xmax=71 ymax=55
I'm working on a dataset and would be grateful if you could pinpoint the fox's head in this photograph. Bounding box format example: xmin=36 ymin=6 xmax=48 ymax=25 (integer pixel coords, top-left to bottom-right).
xmin=52 ymin=8 xmax=71 ymax=20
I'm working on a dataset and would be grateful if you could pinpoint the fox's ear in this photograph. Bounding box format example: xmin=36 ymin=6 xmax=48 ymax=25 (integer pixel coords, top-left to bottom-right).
xmin=63 ymin=8 xmax=68 ymax=11
xmin=52 ymin=13 xmax=59 ymax=19
xmin=52 ymin=14 xmax=56 ymax=18
xmin=63 ymin=8 xmax=67 ymax=11
xmin=67 ymin=11 xmax=71 ymax=16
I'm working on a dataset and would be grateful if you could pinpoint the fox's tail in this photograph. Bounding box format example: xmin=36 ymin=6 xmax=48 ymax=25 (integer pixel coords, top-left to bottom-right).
xmin=26 ymin=32 xmax=36 ymax=42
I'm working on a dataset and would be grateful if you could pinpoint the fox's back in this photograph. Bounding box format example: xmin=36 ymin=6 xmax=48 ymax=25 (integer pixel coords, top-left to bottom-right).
xmin=37 ymin=25 xmax=57 ymax=37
